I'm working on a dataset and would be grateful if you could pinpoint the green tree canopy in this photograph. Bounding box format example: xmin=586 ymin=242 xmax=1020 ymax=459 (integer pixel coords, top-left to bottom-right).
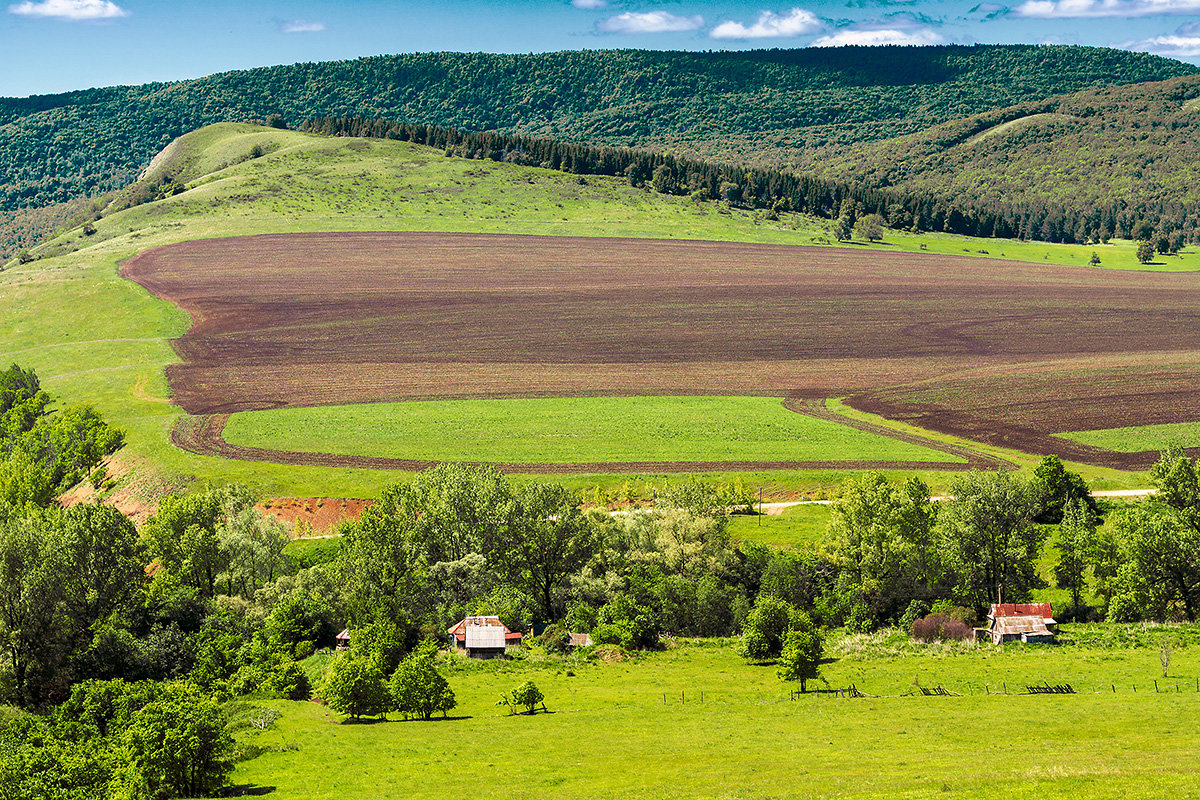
xmin=776 ymin=612 xmax=823 ymax=692
xmin=322 ymin=654 xmax=391 ymax=721
xmin=938 ymin=469 xmax=1045 ymax=609
xmin=389 ymin=640 xmax=456 ymax=721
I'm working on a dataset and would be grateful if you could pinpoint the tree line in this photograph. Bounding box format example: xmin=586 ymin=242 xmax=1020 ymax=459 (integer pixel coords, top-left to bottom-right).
xmin=299 ymin=114 xmax=1200 ymax=246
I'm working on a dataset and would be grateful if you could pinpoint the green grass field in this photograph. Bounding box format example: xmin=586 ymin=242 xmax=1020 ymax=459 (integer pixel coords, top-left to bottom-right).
xmin=232 ymin=631 xmax=1200 ymax=799
xmin=1056 ymin=422 xmax=1200 ymax=454
xmin=727 ymin=503 xmax=834 ymax=548
xmin=0 ymin=122 xmax=1178 ymax=498
xmin=222 ymin=397 xmax=962 ymax=465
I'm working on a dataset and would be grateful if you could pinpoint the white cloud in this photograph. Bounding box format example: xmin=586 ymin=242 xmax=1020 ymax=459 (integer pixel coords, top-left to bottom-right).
xmin=710 ymin=7 xmax=822 ymax=39
xmin=7 ymin=0 xmax=127 ymax=20
xmin=811 ymin=26 xmax=946 ymax=46
xmin=596 ymin=10 xmax=704 ymax=33
xmin=1123 ymin=32 xmax=1200 ymax=53
xmin=279 ymin=19 xmax=326 ymax=33
xmin=1016 ymin=0 xmax=1200 ymax=18
xmin=1123 ymin=22 xmax=1200 ymax=54
xmin=571 ymin=0 xmax=607 ymax=8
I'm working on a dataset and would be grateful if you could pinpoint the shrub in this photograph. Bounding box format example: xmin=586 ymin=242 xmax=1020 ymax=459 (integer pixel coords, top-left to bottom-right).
xmin=538 ymin=625 xmax=572 ymax=654
xmin=898 ymin=600 xmax=930 ymax=634
xmin=261 ymin=661 xmax=311 ymax=701
xmin=929 ymin=601 xmax=977 ymax=627
xmin=500 ymin=680 xmax=544 ymax=714
xmin=590 ymin=622 xmax=634 ymax=649
xmin=909 ymin=613 xmax=974 ymax=642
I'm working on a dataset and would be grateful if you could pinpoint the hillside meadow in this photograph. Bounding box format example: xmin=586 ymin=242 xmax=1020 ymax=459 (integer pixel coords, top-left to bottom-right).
xmin=232 ymin=633 xmax=1200 ymax=800
xmin=2 ymin=123 xmax=1192 ymax=498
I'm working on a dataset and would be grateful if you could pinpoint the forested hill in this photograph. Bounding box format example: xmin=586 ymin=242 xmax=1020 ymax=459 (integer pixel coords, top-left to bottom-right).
xmin=807 ymin=75 xmax=1200 ymax=241
xmin=1 ymin=45 xmax=1194 ymax=217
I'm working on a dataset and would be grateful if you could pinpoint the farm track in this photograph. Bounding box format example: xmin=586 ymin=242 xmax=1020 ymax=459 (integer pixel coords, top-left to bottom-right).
xmin=170 ymin=411 xmax=984 ymax=474
xmin=783 ymin=398 xmax=1013 ymax=470
xmin=125 ymin=231 xmax=1200 ymax=469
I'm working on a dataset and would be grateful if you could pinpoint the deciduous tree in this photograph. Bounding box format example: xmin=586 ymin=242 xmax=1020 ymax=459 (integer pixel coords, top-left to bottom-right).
xmin=389 ymin=641 xmax=455 ymax=720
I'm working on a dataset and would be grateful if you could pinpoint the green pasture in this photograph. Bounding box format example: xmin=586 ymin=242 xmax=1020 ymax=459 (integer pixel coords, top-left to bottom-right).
xmin=1057 ymin=421 xmax=1200 ymax=454
xmin=727 ymin=503 xmax=834 ymax=548
xmin=234 ymin=632 xmax=1200 ymax=799
xmin=0 ymin=123 xmax=1170 ymax=498
xmin=222 ymin=397 xmax=962 ymax=465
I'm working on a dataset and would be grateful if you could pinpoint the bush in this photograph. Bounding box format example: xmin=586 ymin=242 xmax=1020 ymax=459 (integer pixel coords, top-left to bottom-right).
xmin=261 ymin=661 xmax=311 ymax=701
xmin=499 ymin=680 xmax=544 ymax=715
xmin=538 ymin=625 xmax=572 ymax=654
xmin=909 ymin=613 xmax=974 ymax=642
xmin=321 ymin=655 xmax=391 ymax=721
xmin=590 ymin=622 xmax=634 ymax=649
xmin=929 ymin=601 xmax=977 ymax=627
xmin=898 ymin=600 xmax=930 ymax=634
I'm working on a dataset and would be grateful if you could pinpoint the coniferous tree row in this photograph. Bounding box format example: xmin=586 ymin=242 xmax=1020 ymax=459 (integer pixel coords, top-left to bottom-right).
xmin=300 ymin=115 xmax=1200 ymax=246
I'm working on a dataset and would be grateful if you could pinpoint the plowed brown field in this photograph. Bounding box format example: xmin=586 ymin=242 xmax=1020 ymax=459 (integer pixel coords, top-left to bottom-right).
xmin=122 ymin=232 xmax=1200 ymax=469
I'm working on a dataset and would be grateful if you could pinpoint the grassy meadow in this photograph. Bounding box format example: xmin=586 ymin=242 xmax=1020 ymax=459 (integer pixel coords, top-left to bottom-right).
xmin=222 ymin=397 xmax=962 ymax=465
xmin=232 ymin=632 xmax=1200 ymax=800
xmin=1057 ymin=421 xmax=1200 ymax=454
xmin=1 ymin=122 xmax=1184 ymax=499
xmin=727 ymin=503 xmax=834 ymax=548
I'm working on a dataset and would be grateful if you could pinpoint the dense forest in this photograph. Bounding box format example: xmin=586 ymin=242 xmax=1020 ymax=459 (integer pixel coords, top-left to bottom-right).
xmin=814 ymin=74 xmax=1200 ymax=241
xmin=0 ymin=45 xmax=1191 ymax=218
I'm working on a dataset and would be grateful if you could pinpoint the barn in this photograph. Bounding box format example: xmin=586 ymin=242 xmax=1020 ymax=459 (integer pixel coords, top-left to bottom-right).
xmin=980 ymin=603 xmax=1058 ymax=645
xmin=447 ymin=616 xmax=523 ymax=659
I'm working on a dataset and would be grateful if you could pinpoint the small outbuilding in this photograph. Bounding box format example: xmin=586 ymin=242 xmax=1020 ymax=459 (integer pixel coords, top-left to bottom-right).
xmin=979 ymin=603 xmax=1057 ymax=645
xmin=335 ymin=628 xmax=351 ymax=651
xmin=447 ymin=616 xmax=523 ymax=659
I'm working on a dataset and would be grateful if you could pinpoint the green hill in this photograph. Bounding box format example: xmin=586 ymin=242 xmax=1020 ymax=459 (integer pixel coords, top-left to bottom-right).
xmin=3 ymin=122 xmax=1166 ymax=499
xmin=0 ymin=44 xmax=1192 ymax=257
xmin=809 ymin=75 xmax=1200 ymax=242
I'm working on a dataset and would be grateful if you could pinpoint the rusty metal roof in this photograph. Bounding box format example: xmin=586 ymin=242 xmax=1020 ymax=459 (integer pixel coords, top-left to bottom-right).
xmin=990 ymin=603 xmax=1054 ymax=620
xmin=446 ymin=615 xmax=511 ymax=636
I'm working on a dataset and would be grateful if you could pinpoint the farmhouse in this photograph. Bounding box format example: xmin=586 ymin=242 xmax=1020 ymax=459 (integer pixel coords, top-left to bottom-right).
xmin=447 ymin=616 xmax=523 ymax=659
xmin=979 ymin=603 xmax=1057 ymax=645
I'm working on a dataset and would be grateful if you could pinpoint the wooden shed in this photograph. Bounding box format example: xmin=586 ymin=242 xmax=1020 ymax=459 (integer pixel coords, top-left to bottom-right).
xmin=980 ymin=603 xmax=1057 ymax=645
xmin=335 ymin=628 xmax=351 ymax=651
xmin=447 ymin=616 xmax=522 ymax=659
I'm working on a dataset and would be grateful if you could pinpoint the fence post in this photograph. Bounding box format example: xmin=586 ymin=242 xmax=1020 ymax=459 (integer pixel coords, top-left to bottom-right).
xmin=1155 ymin=680 xmax=1159 ymax=693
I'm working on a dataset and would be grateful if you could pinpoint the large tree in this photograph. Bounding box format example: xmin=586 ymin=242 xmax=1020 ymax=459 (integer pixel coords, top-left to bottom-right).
xmin=826 ymin=472 xmax=939 ymax=623
xmin=1054 ymin=496 xmax=1096 ymax=610
xmin=1110 ymin=505 xmax=1200 ymax=622
xmin=938 ymin=469 xmax=1045 ymax=608
xmin=389 ymin=640 xmax=455 ymax=721
xmin=505 ymin=482 xmax=597 ymax=621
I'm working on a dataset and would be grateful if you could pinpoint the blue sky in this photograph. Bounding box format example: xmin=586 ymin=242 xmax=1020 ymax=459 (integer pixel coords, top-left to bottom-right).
xmin=3 ymin=0 xmax=1200 ymax=97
